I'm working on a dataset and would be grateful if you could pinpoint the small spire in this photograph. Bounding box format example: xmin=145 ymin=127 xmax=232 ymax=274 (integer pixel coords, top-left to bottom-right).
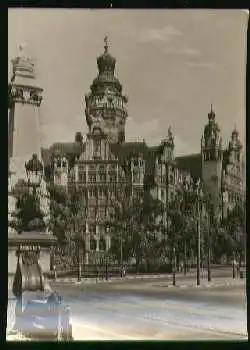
xmin=232 ymin=123 xmax=238 ymax=137
xmin=168 ymin=126 xmax=172 ymax=137
xmin=104 ymin=36 xmax=108 ymax=53
xmin=18 ymin=42 xmax=27 ymax=57
xmin=208 ymin=102 xmax=215 ymax=120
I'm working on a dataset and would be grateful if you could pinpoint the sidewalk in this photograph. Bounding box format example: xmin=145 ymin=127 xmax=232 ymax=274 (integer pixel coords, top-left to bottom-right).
xmin=51 ymin=270 xmax=244 ymax=288
xmin=51 ymin=272 xmax=189 ymax=285
xmin=153 ymin=276 xmax=245 ymax=289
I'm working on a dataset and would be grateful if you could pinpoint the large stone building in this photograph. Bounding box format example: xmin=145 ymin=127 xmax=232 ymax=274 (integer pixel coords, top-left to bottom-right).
xmin=8 ymin=40 xmax=245 ymax=262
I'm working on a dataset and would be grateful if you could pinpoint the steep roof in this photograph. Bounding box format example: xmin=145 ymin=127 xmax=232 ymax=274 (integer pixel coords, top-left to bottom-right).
xmin=41 ymin=142 xmax=84 ymax=167
xmin=175 ymin=153 xmax=202 ymax=180
xmin=111 ymin=141 xmax=160 ymax=187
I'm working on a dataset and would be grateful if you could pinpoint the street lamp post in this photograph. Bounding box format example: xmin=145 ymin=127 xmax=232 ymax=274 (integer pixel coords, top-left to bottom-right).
xmin=105 ymin=253 xmax=109 ymax=281
xmin=197 ymin=213 xmax=201 ymax=286
xmin=120 ymin=230 xmax=124 ymax=278
xmin=207 ymin=199 xmax=213 ymax=282
xmin=195 ymin=181 xmax=203 ymax=287
xmin=77 ymin=237 xmax=82 ymax=282
xmin=172 ymin=246 xmax=176 ymax=286
xmin=73 ymin=231 xmax=83 ymax=283
xmin=232 ymin=251 xmax=236 ymax=279
xmin=207 ymin=231 xmax=212 ymax=282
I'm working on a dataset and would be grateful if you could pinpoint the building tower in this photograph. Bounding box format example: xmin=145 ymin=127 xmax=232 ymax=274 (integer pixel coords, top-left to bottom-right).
xmin=85 ymin=37 xmax=128 ymax=144
xmin=8 ymin=44 xmax=43 ymax=185
xmin=221 ymin=126 xmax=244 ymax=217
xmin=201 ymin=105 xmax=223 ymax=216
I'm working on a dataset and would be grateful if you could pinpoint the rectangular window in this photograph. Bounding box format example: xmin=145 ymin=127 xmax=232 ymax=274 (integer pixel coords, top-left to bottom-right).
xmin=109 ymin=175 xmax=117 ymax=183
xmin=89 ymin=164 xmax=95 ymax=171
xmin=79 ymin=173 xmax=86 ymax=183
xmin=99 ymin=174 xmax=106 ymax=182
xmin=99 ymin=165 xmax=105 ymax=172
xmin=99 ymin=189 xmax=105 ymax=199
xmin=89 ymin=175 xmax=96 ymax=183
xmin=98 ymin=208 xmax=106 ymax=219
xmin=110 ymin=164 xmax=116 ymax=171
xmin=89 ymin=190 xmax=96 ymax=199
xmin=109 ymin=190 xmax=115 ymax=199
xmin=88 ymin=208 xmax=96 ymax=219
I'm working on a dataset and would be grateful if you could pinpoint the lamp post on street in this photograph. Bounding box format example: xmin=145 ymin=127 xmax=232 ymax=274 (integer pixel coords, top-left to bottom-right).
xmin=195 ymin=180 xmax=203 ymax=286
xmin=207 ymin=230 xmax=212 ymax=282
xmin=172 ymin=246 xmax=176 ymax=286
xmin=73 ymin=231 xmax=85 ymax=282
xmin=232 ymin=251 xmax=236 ymax=279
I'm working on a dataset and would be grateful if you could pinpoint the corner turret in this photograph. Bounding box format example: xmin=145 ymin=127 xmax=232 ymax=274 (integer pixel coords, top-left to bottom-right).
xmin=201 ymin=105 xmax=223 ymax=217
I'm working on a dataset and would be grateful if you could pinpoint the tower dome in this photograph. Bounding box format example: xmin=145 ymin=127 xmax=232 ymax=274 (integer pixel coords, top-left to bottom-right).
xmin=97 ymin=36 xmax=116 ymax=74
xmin=85 ymin=37 xmax=128 ymax=144
xmin=11 ymin=44 xmax=35 ymax=81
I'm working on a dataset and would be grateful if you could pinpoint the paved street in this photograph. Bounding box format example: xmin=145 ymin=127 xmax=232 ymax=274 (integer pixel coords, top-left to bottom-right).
xmin=51 ymin=275 xmax=247 ymax=340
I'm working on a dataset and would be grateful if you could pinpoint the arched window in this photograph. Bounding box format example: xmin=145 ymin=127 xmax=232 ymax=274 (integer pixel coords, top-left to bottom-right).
xmin=90 ymin=237 xmax=97 ymax=251
xmin=99 ymin=236 xmax=106 ymax=251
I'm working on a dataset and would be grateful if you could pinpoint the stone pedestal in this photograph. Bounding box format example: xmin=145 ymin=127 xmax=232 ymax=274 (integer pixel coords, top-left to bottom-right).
xmin=7 ymin=232 xmax=72 ymax=340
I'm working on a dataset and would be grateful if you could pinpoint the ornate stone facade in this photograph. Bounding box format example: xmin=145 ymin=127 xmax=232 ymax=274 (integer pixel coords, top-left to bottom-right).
xmin=15 ymin=40 xmax=243 ymax=262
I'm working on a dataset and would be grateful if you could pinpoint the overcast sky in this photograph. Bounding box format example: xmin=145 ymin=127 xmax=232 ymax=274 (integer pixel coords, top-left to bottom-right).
xmin=8 ymin=9 xmax=248 ymax=156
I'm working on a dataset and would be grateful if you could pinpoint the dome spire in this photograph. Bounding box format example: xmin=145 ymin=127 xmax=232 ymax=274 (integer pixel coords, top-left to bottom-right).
xmin=208 ymin=102 xmax=215 ymax=121
xmin=104 ymin=35 xmax=108 ymax=53
xmin=232 ymin=123 xmax=239 ymax=137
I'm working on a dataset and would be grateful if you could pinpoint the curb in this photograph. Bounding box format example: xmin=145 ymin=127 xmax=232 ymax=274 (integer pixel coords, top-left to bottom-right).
xmin=155 ymin=280 xmax=244 ymax=289
xmin=52 ymin=274 xmax=244 ymax=287
xmin=52 ymin=273 xmax=192 ymax=284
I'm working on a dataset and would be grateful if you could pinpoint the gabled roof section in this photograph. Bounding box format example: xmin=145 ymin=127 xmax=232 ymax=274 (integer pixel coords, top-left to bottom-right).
xmin=110 ymin=141 xmax=149 ymax=164
xmin=111 ymin=141 xmax=160 ymax=188
xmin=41 ymin=142 xmax=85 ymax=167
xmin=175 ymin=153 xmax=201 ymax=180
